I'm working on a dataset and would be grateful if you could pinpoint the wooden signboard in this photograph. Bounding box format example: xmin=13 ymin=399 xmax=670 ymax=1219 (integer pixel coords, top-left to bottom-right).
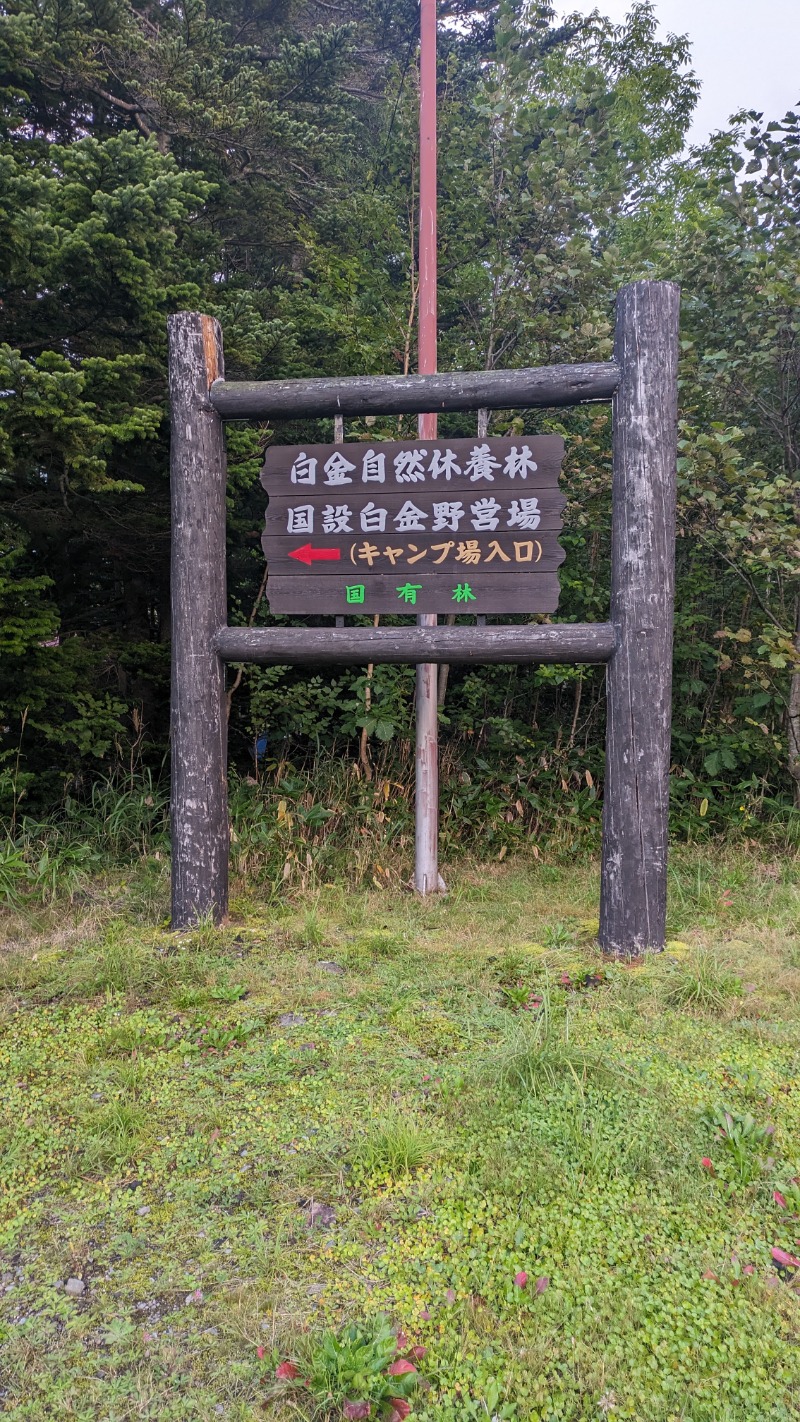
xmin=261 ymin=436 xmax=566 ymax=614
xmin=169 ymin=281 xmax=681 ymax=955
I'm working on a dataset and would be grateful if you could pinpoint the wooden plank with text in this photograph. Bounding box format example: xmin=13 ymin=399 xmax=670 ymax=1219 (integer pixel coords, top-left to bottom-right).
xmin=261 ymin=436 xmax=566 ymax=615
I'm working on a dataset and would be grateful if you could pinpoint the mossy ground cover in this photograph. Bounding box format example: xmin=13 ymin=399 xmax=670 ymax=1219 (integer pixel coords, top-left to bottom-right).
xmin=1 ymin=847 xmax=799 ymax=1420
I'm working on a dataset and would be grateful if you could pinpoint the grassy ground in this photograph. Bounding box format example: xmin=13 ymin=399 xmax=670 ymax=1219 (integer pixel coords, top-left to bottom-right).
xmin=1 ymin=845 xmax=799 ymax=1421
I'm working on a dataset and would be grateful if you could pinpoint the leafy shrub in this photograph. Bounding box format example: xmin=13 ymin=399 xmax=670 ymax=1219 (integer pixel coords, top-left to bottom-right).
xmin=270 ymin=1316 xmax=422 ymax=1419
xmin=701 ymin=1104 xmax=776 ymax=1188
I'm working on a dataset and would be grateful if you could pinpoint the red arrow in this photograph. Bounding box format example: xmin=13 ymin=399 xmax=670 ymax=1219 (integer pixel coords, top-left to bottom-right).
xmin=288 ymin=543 xmax=342 ymax=566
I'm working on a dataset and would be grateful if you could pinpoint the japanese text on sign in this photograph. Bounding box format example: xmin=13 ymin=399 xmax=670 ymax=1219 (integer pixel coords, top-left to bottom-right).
xmin=261 ymin=436 xmax=566 ymax=615
xmin=284 ymin=495 xmax=542 ymax=536
xmin=287 ymin=443 xmax=541 ymax=487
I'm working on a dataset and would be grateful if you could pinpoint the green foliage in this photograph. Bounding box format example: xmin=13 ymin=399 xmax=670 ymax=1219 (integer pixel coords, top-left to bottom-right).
xmin=352 ymin=1114 xmax=432 ymax=1180
xmin=0 ymin=0 xmax=794 ymax=823
xmin=0 ymin=534 xmax=58 ymax=657
xmin=1 ymin=851 xmax=800 ymax=1416
xmin=483 ymin=988 xmax=614 ymax=1098
xmin=80 ymin=1100 xmax=147 ymax=1171
xmin=701 ymin=1104 xmax=776 ymax=1189
xmin=660 ymin=951 xmax=743 ymax=1014
xmin=294 ymin=1315 xmax=420 ymax=1416
xmin=184 ymin=1018 xmax=259 ymax=1055
xmin=0 ymin=769 xmax=167 ymax=905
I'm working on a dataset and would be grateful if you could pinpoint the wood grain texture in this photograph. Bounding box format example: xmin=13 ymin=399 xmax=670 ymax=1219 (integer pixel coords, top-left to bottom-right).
xmin=261 ymin=531 xmax=566 ymax=578
xmin=265 ymin=490 xmax=566 ymax=523
xmin=215 ymin=623 xmax=617 ymax=665
xmin=263 ymin=572 xmax=563 ymax=615
xmin=168 ymin=312 xmax=229 ymax=928
xmin=260 ymin=436 xmax=565 ymax=493
xmin=599 ymin=281 xmax=680 ymax=957
xmin=265 ymin=495 xmax=565 ymax=534
xmin=211 ymin=363 xmax=619 ymax=420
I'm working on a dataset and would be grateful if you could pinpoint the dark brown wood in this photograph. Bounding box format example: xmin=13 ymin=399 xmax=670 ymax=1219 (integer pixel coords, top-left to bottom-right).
xmin=261 ymin=436 xmax=566 ymax=615
xmin=262 ymin=530 xmax=566 ymax=578
xmin=168 ymin=313 xmax=229 ymax=928
xmin=211 ymin=362 xmax=619 ymax=420
xmin=599 ymin=281 xmax=680 ymax=957
xmin=266 ymin=489 xmax=565 ymax=525
xmin=215 ymin=623 xmax=617 ymax=665
xmin=264 ymin=572 xmax=562 ymax=615
xmin=261 ymin=436 xmax=565 ymax=492
xmin=267 ymin=499 xmax=564 ymax=537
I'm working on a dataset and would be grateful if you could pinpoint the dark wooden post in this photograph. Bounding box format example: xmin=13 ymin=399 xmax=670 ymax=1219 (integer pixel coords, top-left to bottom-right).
xmin=599 ymin=281 xmax=680 ymax=956
xmin=168 ymin=313 xmax=229 ymax=928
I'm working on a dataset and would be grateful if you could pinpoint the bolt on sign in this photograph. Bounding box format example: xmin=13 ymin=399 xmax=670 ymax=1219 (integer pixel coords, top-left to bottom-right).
xmin=261 ymin=437 xmax=566 ymax=614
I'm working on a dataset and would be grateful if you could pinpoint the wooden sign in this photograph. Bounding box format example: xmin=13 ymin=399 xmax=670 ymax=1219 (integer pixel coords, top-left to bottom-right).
xmin=261 ymin=436 xmax=566 ymax=613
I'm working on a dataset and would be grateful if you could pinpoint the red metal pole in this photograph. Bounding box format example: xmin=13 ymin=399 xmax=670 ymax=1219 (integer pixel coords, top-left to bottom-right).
xmin=418 ymin=0 xmax=437 ymax=439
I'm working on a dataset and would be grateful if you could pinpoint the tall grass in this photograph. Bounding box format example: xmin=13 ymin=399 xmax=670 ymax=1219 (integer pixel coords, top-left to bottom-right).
xmin=482 ymin=989 xmax=619 ymax=1098
xmin=1 ymin=755 xmax=799 ymax=915
xmin=0 ymin=769 xmax=168 ymax=906
xmin=351 ymin=1113 xmax=432 ymax=1178
xmin=659 ymin=951 xmax=743 ymax=1013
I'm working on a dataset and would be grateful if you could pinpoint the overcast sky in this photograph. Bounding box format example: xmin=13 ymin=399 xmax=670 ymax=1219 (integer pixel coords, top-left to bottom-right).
xmin=561 ymin=0 xmax=799 ymax=147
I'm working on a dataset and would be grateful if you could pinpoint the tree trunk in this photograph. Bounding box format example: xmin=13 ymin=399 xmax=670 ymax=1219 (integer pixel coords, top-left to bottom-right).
xmin=599 ymin=281 xmax=680 ymax=957
xmin=168 ymin=313 xmax=229 ymax=928
xmin=788 ymin=597 xmax=800 ymax=807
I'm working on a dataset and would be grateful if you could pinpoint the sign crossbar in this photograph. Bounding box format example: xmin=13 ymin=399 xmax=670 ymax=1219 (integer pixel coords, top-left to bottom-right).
xmin=215 ymin=623 xmax=617 ymax=666
xmin=208 ymin=362 xmax=619 ymax=421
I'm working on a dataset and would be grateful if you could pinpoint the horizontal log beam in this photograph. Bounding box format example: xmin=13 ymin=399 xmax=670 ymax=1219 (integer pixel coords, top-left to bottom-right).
xmin=215 ymin=623 xmax=617 ymax=666
xmin=209 ymin=363 xmax=619 ymax=421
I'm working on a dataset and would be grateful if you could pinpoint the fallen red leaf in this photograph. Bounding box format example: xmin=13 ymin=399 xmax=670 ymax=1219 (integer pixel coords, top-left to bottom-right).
xmin=701 ymin=1270 xmax=718 ymax=1281
xmin=514 ymin=1271 xmax=528 ymax=1289
xmin=256 ymin=1346 xmax=265 ymax=1360
xmin=343 ymin=1402 xmax=371 ymax=1419
xmin=535 ymin=1276 xmax=549 ymax=1294
xmin=387 ymin=1402 xmax=411 ymax=1421
xmin=772 ymin=1246 xmax=800 ymax=1270
xmin=275 ymin=1360 xmax=300 ymax=1380
xmin=387 ymin=1359 xmax=417 ymax=1376
xmin=700 ymin=1157 xmax=714 ymax=1172
xmin=395 ymin=1330 xmax=409 ymax=1351
xmin=774 ymin=1190 xmax=787 ymax=1208
xmin=408 ymin=1345 xmax=427 ymax=1360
